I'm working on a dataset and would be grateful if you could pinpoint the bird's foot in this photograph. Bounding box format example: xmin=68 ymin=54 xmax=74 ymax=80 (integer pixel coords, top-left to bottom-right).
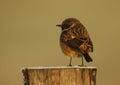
xmin=67 ymin=64 xmax=72 ymax=67
xmin=78 ymin=64 xmax=86 ymax=67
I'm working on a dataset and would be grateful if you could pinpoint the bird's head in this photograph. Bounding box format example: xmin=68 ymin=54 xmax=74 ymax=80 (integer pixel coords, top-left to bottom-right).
xmin=56 ymin=18 xmax=80 ymax=31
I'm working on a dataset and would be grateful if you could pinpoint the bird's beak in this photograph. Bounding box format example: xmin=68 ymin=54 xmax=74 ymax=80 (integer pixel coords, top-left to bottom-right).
xmin=56 ymin=24 xmax=62 ymax=27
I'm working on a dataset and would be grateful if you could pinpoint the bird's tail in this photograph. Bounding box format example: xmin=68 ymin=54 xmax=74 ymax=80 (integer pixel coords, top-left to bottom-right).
xmin=83 ymin=53 xmax=93 ymax=62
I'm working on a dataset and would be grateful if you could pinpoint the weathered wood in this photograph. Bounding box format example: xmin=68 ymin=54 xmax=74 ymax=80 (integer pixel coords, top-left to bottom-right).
xmin=22 ymin=66 xmax=97 ymax=85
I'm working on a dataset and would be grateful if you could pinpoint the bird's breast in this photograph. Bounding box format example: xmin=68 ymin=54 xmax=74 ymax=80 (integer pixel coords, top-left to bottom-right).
xmin=60 ymin=42 xmax=77 ymax=57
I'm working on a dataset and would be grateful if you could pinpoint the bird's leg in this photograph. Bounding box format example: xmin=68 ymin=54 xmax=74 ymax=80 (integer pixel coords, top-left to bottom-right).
xmin=68 ymin=57 xmax=72 ymax=66
xmin=81 ymin=56 xmax=84 ymax=66
xmin=78 ymin=56 xmax=84 ymax=66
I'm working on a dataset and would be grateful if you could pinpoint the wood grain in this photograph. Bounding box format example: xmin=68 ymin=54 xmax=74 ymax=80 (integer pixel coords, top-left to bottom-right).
xmin=22 ymin=66 xmax=97 ymax=85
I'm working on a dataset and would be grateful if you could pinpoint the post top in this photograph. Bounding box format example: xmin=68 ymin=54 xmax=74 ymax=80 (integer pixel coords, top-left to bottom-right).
xmin=22 ymin=66 xmax=97 ymax=70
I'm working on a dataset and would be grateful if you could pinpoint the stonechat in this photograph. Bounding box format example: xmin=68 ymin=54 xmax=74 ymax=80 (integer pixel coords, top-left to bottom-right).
xmin=56 ymin=18 xmax=93 ymax=66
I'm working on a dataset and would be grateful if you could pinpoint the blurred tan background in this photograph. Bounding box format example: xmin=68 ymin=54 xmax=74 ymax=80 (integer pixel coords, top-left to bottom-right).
xmin=0 ymin=0 xmax=120 ymax=85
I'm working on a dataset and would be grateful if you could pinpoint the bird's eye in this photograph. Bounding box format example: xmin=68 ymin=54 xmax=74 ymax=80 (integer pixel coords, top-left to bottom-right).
xmin=62 ymin=24 xmax=70 ymax=28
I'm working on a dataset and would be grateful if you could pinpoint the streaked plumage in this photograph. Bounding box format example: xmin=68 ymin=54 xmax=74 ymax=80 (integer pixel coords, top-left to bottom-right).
xmin=57 ymin=18 xmax=93 ymax=66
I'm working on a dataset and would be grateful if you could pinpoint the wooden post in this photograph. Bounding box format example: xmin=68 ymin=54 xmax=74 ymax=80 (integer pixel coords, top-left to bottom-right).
xmin=22 ymin=66 xmax=97 ymax=85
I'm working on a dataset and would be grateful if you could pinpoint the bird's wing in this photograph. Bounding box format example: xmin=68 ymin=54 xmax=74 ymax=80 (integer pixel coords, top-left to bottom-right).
xmin=80 ymin=28 xmax=93 ymax=52
xmin=76 ymin=25 xmax=93 ymax=52
xmin=65 ymin=38 xmax=83 ymax=53
xmin=64 ymin=27 xmax=93 ymax=52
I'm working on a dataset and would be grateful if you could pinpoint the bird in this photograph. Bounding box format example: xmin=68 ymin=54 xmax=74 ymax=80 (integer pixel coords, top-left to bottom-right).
xmin=56 ymin=18 xmax=93 ymax=66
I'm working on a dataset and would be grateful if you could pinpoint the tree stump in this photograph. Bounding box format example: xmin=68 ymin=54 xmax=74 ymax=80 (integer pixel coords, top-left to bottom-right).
xmin=22 ymin=66 xmax=97 ymax=85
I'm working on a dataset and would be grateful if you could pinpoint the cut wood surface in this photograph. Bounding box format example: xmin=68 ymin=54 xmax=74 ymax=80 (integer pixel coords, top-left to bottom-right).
xmin=22 ymin=66 xmax=97 ymax=85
